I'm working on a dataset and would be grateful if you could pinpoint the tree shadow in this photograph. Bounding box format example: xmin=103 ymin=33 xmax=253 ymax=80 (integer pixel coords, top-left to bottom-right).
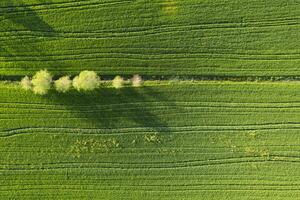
xmin=0 ymin=0 xmax=60 ymax=74
xmin=46 ymin=86 xmax=180 ymax=135
xmin=1 ymin=1 xmax=55 ymax=32
xmin=0 ymin=1 xmax=176 ymax=133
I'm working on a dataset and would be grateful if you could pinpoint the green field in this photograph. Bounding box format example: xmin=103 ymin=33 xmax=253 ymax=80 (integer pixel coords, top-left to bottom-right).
xmin=1 ymin=0 xmax=300 ymax=199
xmin=0 ymin=82 xmax=300 ymax=199
xmin=0 ymin=0 xmax=299 ymax=76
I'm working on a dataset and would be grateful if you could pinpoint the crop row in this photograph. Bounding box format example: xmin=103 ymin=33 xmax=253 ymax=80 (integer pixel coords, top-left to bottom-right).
xmin=0 ymin=81 xmax=299 ymax=199
xmin=0 ymin=0 xmax=299 ymax=77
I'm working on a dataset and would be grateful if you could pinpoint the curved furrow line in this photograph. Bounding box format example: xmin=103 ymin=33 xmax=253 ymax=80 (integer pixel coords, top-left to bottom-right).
xmin=1 ymin=56 xmax=299 ymax=63
xmin=1 ymin=107 xmax=299 ymax=115
xmin=1 ymin=17 xmax=299 ymax=37
xmin=1 ymin=149 xmax=299 ymax=157
xmin=2 ymin=52 xmax=300 ymax=62
xmin=1 ymin=110 xmax=299 ymax=119
xmin=3 ymin=145 xmax=300 ymax=151
xmin=0 ymin=0 xmax=134 ymax=15
xmin=2 ymin=187 xmax=300 ymax=192
xmin=2 ymin=183 xmax=300 ymax=189
xmin=1 ymin=68 xmax=299 ymax=74
xmin=2 ymin=7 xmax=299 ymax=35
xmin=1 ymin=45 xmax=300 ymax=57
xmin=0 ymin=44 xmax=289 ymax=52
xmin=2 ymin=175 xmax=300 ymax=182
xmin=0 ymin=0 xmax=298 ymax=15
xmin=0 ymin=155 xmax=265 ymax=166
xmin=2 ymin=123 xmax=300 ymax=132
xmin=3 ymin=68 xmax=298 ymax=74
xmin=1 ymin=47 xmax=300 ymax=59
xmin=1 ymin=55 xmax=300 ymax=64
xmin=2 ymin=2 xmax=299 ymax=31
xmin=0 ymin=28 xmax=288 ymax=48
xmin=2 ymin=180 xmax=300 ymax=188
xmin=0 ymin=156 xmax=299 ymax=171
xmin=0 ymin=111 xmax=297 ymax=122
xmin=1 ymin=123 xmax=300 ymax=137
xmin=0 ymin=150 xmax=276 ymax=156
xmin=0 ymin=150 xmax=248 ymax=155
xmin=0 ymin=48 xmax=300 ymax=58
xmin=62 ymin=16 xmax=300 ymax=30
xmin=1 ymin=109 xmax=299 ymax=117
xmin=0 ymin=0 xmax=95 ymax=9
xmin=1 ymin=22 xmax=299 ymax=42
xmin=1 ymin=43 xmax=300 ymax=57
xmin=1 ymin=101 xmax=300 ymax=107
xmin=3 ymin=172 xmax=300 ymax=180
xmin=1 ymin=107 xmax=299 ymax=116
xmin=2 ymin=145 xmax=300 ymax=150
xmin=1 ymin=102 xmax=300 ymax=111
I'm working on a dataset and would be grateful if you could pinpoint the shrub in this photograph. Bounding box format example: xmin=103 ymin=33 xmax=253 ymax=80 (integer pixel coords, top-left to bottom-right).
xmin=144 ymin=133 xmax=161 ymax=143
xmin=20 ymin=76 xmax=32 ymax=91
xmin=112 ymin=75 xmax=124 ymax=89
xmin=31 ymin=69 xmax=52 ymax=95
xmin=73 ymin=70 xmax=100 ymax=91
xmin=131 ymin=74 xmax=143 ymax=87
xmin=54 ymin=76 xmax=72 ymax=93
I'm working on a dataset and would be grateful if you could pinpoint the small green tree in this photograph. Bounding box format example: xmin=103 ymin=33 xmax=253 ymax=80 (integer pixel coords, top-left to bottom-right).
xmin=20 ymin=76 xmax=32 ymax=91
xmin=31 ymin=69 xmax=52 ymax=95
xmin=112 ymin=75 xmax=124 ymax=89
xmin=131 ymin=74 xmax=143 ymax=87
xmin=54 ymin=76 xmax=72 ymax=93
xmin=73 ymin=70 xmax=100 ymax=91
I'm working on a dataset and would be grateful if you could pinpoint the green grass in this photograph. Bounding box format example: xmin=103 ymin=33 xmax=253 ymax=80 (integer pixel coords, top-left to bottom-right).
xmin=0 ymin=0 xmax=299 ymax=77
xmin=0 ymin=81 xmax=300 ymax=199
xmin=1 ymin=0 xmax=299 ymax=199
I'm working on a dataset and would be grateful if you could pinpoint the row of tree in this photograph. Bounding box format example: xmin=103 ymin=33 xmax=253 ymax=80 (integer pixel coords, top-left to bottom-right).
xmin=21 ymin=70 xmax=143 ymax=95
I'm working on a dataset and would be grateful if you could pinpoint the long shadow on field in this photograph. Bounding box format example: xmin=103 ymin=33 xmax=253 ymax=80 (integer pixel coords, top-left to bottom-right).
xmin=47 ymin=86 xmax=176 ymax=134
xmin=0 ymin=0 xmax=59 ymax=73
xmin=1 ymin=1 xmax=55 ymax=32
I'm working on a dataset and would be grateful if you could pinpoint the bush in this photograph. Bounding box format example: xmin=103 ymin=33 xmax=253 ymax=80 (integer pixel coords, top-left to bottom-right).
xmin=54 ymin=76 xmax=72 ymax=93
xmin=20 ymin=76 xmax=32 ymax=91
xmin=20 ymin=70 xmax=145 ymax=94
xmin=112 ymin=75 xmax=124 ymax=89
xmin=31 ymin=69 xmax=52 ymax=95
xmin=73 ymin=70 xmax=100 ymax=91
xmin=131 ymin=74 xmax=143 ymax=87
